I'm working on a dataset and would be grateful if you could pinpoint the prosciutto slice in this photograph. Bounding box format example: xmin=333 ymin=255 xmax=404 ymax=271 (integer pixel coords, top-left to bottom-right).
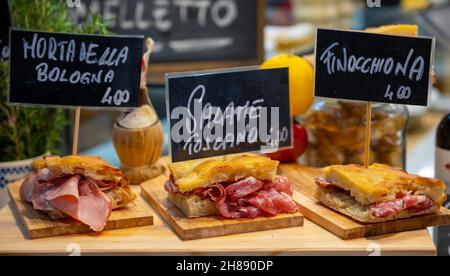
xmin=215 ymin=199 xmax=267 ymax=219
xmin=264 ymin=175 xmax=293 ymax=196
xmin=198 ymin=184 xmax=226 ymax=202
xmin=370 ymin=195 xmax=433 ymax=218
xmin=167 ymin=176 xmax=298 ymax=219
xmin=248 ymin=188 xmax=298 ymax=215
xmin=21 ymin=173 xmax=112 ymax=231
xmin=225 ymin=177 xmax=263 ymax=201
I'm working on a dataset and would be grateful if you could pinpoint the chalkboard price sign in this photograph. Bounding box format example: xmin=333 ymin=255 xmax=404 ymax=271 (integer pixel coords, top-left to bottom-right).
xmin=315 ymin=29 xmax=434 ymax=106
xmin=70 ymin=0 xmax=265 ymax=84
xmin=0 ymin=0 xmax=11 ymax=61
xmin=8 ymin=29 xmax=144 ymax=109
xmin=166 ymin=67 xmax=292 ymax=163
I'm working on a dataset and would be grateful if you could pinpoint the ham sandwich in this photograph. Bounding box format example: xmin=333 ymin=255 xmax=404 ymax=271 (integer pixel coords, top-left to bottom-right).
xmin=315 ymin=164 xmax=447 ymax=223
xmin=20 ymin=155 xmax=136 ymax=231
xmin=165 ymin=154 xmax=298 ymax=219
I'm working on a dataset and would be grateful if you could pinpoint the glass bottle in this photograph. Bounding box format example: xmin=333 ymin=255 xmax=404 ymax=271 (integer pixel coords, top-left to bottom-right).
xmin=433 ymin=113 xmax=450 ymax=256
xmin=112 ymin=38 xmax=164 ymax=184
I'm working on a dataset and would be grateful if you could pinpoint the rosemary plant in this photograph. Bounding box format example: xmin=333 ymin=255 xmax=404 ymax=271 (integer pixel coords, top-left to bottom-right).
xmin=0 ymin=0 xmax=109 ymax=162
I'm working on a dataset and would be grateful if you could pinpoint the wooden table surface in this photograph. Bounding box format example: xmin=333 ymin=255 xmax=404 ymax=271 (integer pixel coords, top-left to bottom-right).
xmin=0 ymin=112 xmax=443 ymax=256
xmin=0 ymin=186 xmax=436 ymax=256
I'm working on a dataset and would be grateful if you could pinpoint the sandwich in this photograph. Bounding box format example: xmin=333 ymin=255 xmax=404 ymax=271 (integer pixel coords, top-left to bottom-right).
xmin=20 ymin=155 xmax=136 ymax=231
xmin=165 ymin=154 xmax=298 ymax=219
xmin=315 ymin=164 xmax=447 ymax=223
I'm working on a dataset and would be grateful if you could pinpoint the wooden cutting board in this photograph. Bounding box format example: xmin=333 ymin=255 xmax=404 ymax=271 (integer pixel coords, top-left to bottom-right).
xmin=280 ymin=163 xmax=450 ymax=240
xmin=141 ymin=175 xmax=304 ymax=240
xmin=8 ymin=180 xmax=154 ymax=239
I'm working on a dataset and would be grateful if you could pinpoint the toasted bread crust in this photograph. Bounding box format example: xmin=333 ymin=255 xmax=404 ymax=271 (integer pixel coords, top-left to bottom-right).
xmin=169 ymin=154 xmax=279 ymax=192
xmin=168 ymin=193 xmax=219 ymax=218
xmin=104 ymin=185 xmax=137 ymax=209
xmin=365 ymin=24 xmax=418 ymax=36
xmin=33 ymin=155 xmax=128 ymax=187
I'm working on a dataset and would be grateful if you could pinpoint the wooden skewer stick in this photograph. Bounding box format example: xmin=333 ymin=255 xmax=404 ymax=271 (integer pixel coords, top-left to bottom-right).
xmin=72 ymin=107 xmax=81 ymax=156
xmin=364 ymin=102 xmax=372 ymax=168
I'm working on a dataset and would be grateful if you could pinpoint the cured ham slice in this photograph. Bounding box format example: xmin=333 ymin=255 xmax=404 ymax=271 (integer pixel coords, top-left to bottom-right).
xmin=49 ymin=178 xmax=112 ymax=232
xmin=165 ymin=180 xmax=179 ymax=194
xmin=403 ymin=195 xmax=433 ymax=212
xmin=21 ymin=173 xmax=112 ymax=231
xmin=225 ymin=177 xmax=263 ymax=201
xmin=215 ymin=199 xmax=267 ymax=219
xmin=248 ymin=188 xmax=298 ymax=215
xmin=264 ymin=175 xmax=293 ymax=196
xmin=314 ymin=177 xmax=435 ymax=219
xmin=370 ymin=195 xmax=434 ymax=218
xmin=95 ymin=180 xmax=116 ymax=191
xmin=198 ymin=184 xmax=226 ymax=202
xmin=370 ymin=199 xmax=404 ymax=218
xmin=314 ymin=177 xmax=342 ymax=191
xmin=167 ymin=176 xmax=298 ymax=219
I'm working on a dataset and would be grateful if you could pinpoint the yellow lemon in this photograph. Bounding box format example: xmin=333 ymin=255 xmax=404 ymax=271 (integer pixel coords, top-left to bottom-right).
xmin=261 ymin=54 xmax=314 ymax=116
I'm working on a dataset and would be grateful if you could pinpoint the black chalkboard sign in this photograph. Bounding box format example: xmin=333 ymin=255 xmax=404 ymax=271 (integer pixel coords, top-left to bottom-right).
xmin=315 ymin=29 xmax=434 ymax=106
xmin=0 ymin=0 xmax=11 ymax=61
xmin=166 ymin=67 xmax=292 ymax=163
xmin=8 ymin=29 xmax=143 ymax=109
xmin=70 ymin=0 xmax=264 ymax=84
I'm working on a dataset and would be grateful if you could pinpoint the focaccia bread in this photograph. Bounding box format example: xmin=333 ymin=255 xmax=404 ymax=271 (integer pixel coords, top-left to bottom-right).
xmin=33 ymin=155 xmax=128 ymax=187
xmin=169 ymin=193 xmax=219 ymax=218
xmin=365 ymin=24 xmax=418 ymax=36
xmin=169 ymin=154 xmax=279 ymax=193
xmin=315 ymin=164 xmax=447 ymax=223
xmin=165 ymin=154 xmax=298 ymax=219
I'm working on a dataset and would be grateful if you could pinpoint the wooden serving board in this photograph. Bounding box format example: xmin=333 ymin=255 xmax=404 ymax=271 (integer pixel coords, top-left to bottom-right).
xmin=8 ymin=180 xmax=154 ymax=239
xmin=141 ymin=175 xmax=304 ymax=240
xmin=279 ymin=163 xmax=450 ymax=240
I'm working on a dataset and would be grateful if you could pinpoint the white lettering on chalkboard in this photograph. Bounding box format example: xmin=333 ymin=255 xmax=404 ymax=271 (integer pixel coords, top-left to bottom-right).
xmin=35 ymin=62 xmax=116 ymax=85
xmin=319 ymin=42 xmax=426 ymax=103
xmin=22 ymin=34 xmax=129 ymax=67
xmin=70 ymin=0 xmax=239 ymax=54
xmin=171 ymin=84 xmax=288 ymax=155
xmin=319 ymin=43 xmax=425 ymax=81
xmin=211 ymin=0 xmax=238 ymax=28
xmin=0 ymin=39 xmax=9 ymax=60
xmin=72 ymin=0 xmax=239 ymax=31
xmin=18 ymin=32 xmax=136 ymax=107
xmin=101 ymin=87 xmax=130 ymax=106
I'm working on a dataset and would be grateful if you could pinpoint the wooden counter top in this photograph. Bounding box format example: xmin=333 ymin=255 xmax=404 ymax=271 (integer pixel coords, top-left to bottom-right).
xmin=0 ymin=110 xmax=445 ymax=256
xmin=0 ymin=186 xmax=436 ymax=256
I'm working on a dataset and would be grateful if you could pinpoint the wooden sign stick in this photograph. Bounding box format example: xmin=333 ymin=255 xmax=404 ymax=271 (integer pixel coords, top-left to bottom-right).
xmin=72 ymin=107 xmax=81 ymax=156
xmin=364 ymin=102 xmax=372 ymax=168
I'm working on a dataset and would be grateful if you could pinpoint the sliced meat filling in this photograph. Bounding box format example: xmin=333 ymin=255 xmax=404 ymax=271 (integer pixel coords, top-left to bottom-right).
xmin=20 ymin=171 xmax=112 ymax=231
xmin=165 ymin=175 xmax=298 ymax=218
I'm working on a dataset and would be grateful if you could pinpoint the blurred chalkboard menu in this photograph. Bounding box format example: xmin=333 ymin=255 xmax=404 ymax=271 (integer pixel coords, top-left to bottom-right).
xmin=9 ymin=29 xmax=143 ymax=109
xmin=70 ymin=0 xmax=265 ymax=83
xmin=0 ymin=0 xmax=11 ymax=61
